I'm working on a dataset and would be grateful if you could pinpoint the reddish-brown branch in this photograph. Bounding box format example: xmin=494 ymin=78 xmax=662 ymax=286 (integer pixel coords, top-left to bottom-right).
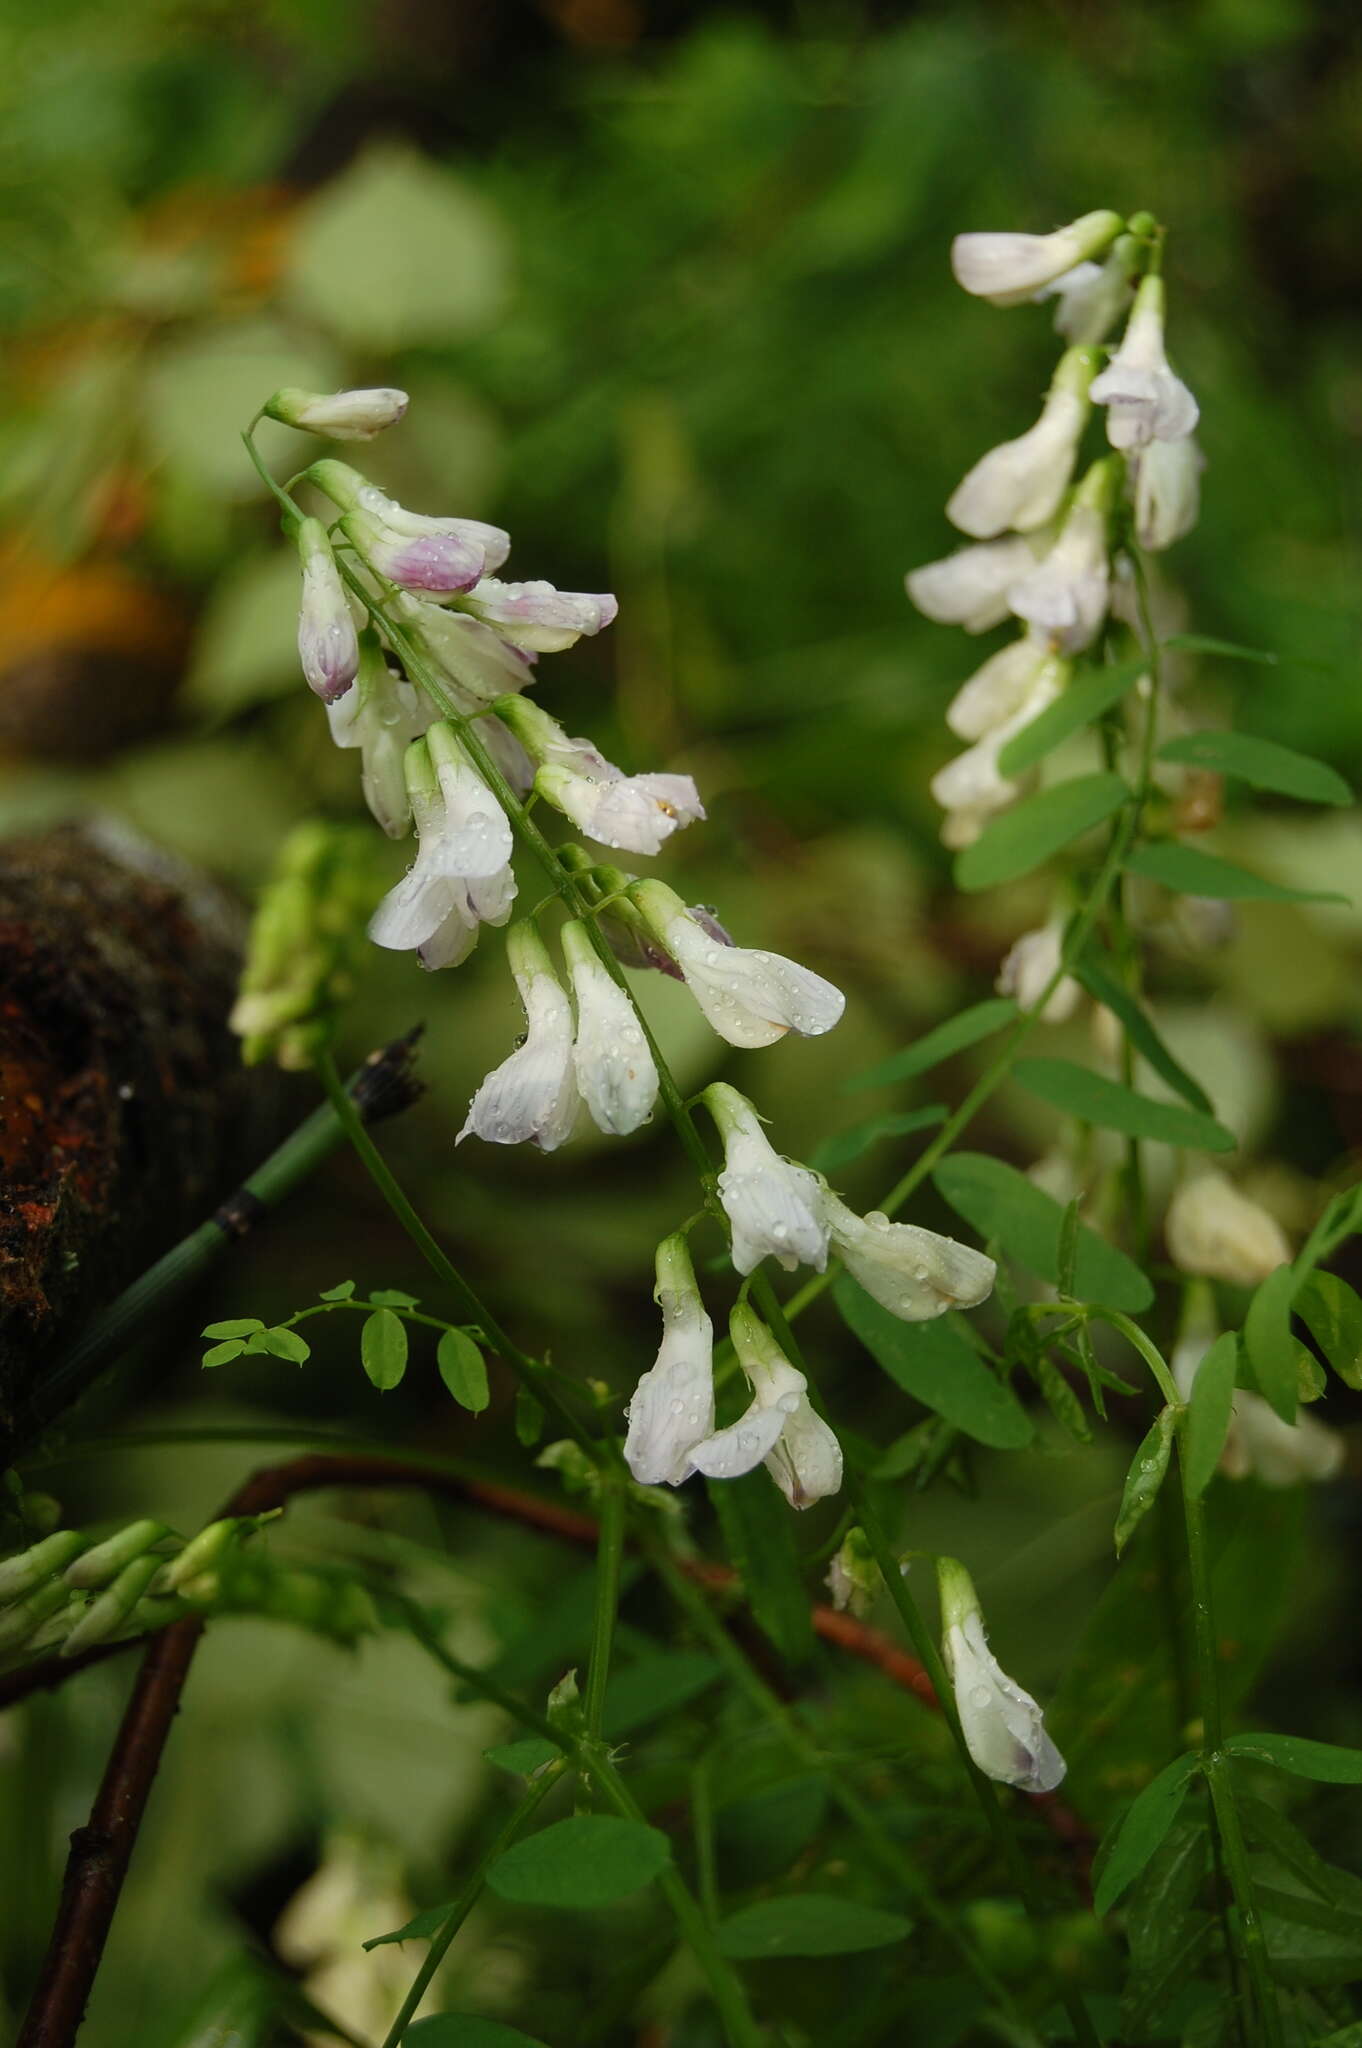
xmin=16 ymin=1449 xmax=1092 ymax=2043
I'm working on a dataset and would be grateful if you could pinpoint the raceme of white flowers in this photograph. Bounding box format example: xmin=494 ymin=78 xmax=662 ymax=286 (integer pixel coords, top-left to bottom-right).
xmin=937 ymin=1557 xmax=1066 ymax=1793
xmin=909 ymin=210 xmax=1200 ymax=971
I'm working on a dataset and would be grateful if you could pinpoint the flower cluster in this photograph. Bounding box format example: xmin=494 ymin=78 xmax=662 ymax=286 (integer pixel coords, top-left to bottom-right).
xmin=908 ymin=209 xmax=1201 ymax=871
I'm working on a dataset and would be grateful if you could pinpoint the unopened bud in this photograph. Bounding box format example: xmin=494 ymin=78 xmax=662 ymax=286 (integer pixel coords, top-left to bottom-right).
xmin=65 ymin=1519 xmax=171 ymax=1590
xmin=264 ymin=385 xmax=409 ymax=441
xmin=0 ymin=1528 xmax=86 ymax=1605
xmin=0 ymin=1574 xmax=81 ymax=1651
xmin=231 ymin=822 xmax=379 ymax=1069
xmin=295 ymin=518 xmax=359 ymax=702
xmin=152 ymin=1517 xmax=248 ymax=1595
xmin=62 ymin=1555 xmax=164 ymax=1657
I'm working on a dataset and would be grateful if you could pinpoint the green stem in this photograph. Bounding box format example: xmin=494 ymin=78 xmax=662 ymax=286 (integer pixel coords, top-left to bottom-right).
xmin=850 ymin=1487 xmax=1103 ymax=2048
xmin=692 ymin=1751 xmax=720 ymax=1926
xmin=1181 ymin=1478 xmax=1283 ymax=2048
xmin=314 ymin=1051 xmax=592 ymax=1450
xmin=378 ymin=1765 xmax=566 ymax=2048
xmin=583 ymin=1474 xmax=627 ymax=1748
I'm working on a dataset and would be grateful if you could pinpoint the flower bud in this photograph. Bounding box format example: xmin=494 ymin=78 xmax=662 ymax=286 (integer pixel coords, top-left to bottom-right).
xmin=231 ymin=822 xmax=379 ymax=1068
xmin=950 ymin=210 xmax=1123 ymax=307
xmin=64 ymin=1518 xmax=171 ymax=1590
xmin=702 ymin=1083 xmax=829 ymax=1276
xmin=937 ymin=1556 xmax=1065 ymax=1792
xmin=0 ymin=1575 xmax=81 ymax=1652
xmin=455 ymin=578 xmax=618 ymax=653
xmin=561 ymin=920 xmax=658 ymax=1136
xmin=295 ymin=518 xmax=359 ymax=702
xmin=0 ymin=1527 xmax=86 ymax=1605
xmin=623 ymin=1236 xmax=715 ymax=1487
xmin=996 ymin=920 xmax=1082 ymax=1022
xmin=62 ymin=1554 xmax=164 ymax=1657
xmin=1164 ymin=1171 xmax=1291 ymax=1288
xmin=264 ymin=385 xmax=409 ymax=440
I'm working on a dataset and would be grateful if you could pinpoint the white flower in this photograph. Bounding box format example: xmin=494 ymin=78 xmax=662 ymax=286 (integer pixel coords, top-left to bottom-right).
xmin=624 ymin=1237 xmax=715 ymax=1486
xmin=1172 ymin=1329 xmax=1343 ymax=1488
xmin=455 ymin=578 xmax=618 ymax=653
xmin=495 ymin=699 xmax=705 ymax=856
xmin=946 ymin=636 xmax=1056 ymax=741
xmin=1089 ymin=277 xmax=1199 ymax=451
xmin=326 ymin=634 xmax=434 ymax=836
xmin=702 ymin=1082 xmax=829 ymax=1276
xmin=265 ymin=385 xmax=409 ymax=440
xmin=946 ymin=351 xmax=1097 ymax=539
xmin=368 ymin=730 xmax=516 ymax=966
xmin=1165 ymin=1172 xmax=1292 ymax=1287
xmin=931 ymin=664 xmax=1066 ymax=821
xmin=630 ymin=881 xmax=845 ymax=1050
xmin=950 ymin=209 xmax=1123 ymax=307
xmin=1039 ymin=245 xmax=1135 ymax=346
xmin=906 ymin=536 xmax=1040 ymax=634
xmin=823 ymin=1192 xmax=995 ymax=1322
xmin=689 ymin=1306 xmax=842 ymax=1509
xmin=561 ymin=920 xmax=658 ymax=1136
xmin=996 ymin=921 xmax=1081 ymax=1022
xmin=459 ymin=922 xmax=579 ymax=1150
xmin=1007 ymin=463 xmax=1117 ymax=652
xmin=1133 ymin=436 xmax=1204 ymax=551
xmin=396 ymin=596 xmax=538 ymax=712
xmin=937 ymin=1557 xmax=1065 ymax=1792
xmin=295 ymin=519 xmax=359 ymax=702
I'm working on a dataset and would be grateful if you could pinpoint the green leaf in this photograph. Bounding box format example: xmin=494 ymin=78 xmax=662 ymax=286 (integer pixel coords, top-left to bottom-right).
xmin=1296 ymin=1185 xmax=1362 ymax=1277
xmin=1184 ymin=1331 xmax=1240 ymax=1497
xmin=201 ymin=1340 xmax=246 ymax=1369
xmin=601 ymin=1652 xmax=721 ymax=1739
xmin=318 ymin=1281 xmax=356 ymax=1301
xmin=202 ymin=1319 xmax=265 ymax=1339
xmin=1031 ymin=1350 xmax=1091 ymax=1443
xmin=1161 ymin=632 xmax=1279 ymax=665
xmin=1225 ymin=1733 xmax=1362 ymax=1783
xmin=438 ymin=1329 xmax=490 ymax=1413
xmin=1158 ymin=731 xmax=1350 ymax=806
xmin=486 ymin=1815 xmax=671 ymax=1908
xmin=1057 ymin=1198 xmax=1080 ymax=1299
xmin=811 ymin=1105 xmax=947 ymax=1169
xmin=1092 ymin=1753 xmax=1202 ymax=1915
xmin=1073 ymin=953 xmax=1213 ymax=1114
xmin=515 ymin=1387 xmax=546 ymax=1447
xmin=285 ymin=142 xmax=510 ymax=351
xmin=716 ymin=1894 xmax=911 ymax=1958
xmin=955 ymin=773 xmax=1130 ymax=892
xmin=360 ymin=1309 xmax=408 ymax=1391
xmin=1013 ymin=1057 xmax=1235 ymax=1152
xmin=403 ymin=2020 xmax=551 ymax=2048
xmin=1256 ymin=1884 xmax=1362 ymax=1987
xmin=708 ymin=1468 xmax=814 ymax=1665
xmin=369 ymin=1288 xmax=418 ymax=1310
xmin=1244 ymin=1264 xmax=1300 ymax=1423
xmin=484 ymin=1738 xmax=559 ymax=1779
xmin=997 ymin=657 xmax=1146 ymax=776
xmin=362 ymin=1902 xmax=451 ymax=1950
xmin=843 ymin=1000 xmax=1017 ymax=1093
xmin=1114 ymin=1405 xmax=1177 ymax=1554
xmin=933 ymin=1153 xmax=1153 ymax=1312
xmin=257 ymin=1327 xmax=311 ymax=1363
xmin=834 ymin=1277 xmax=1033 ymax=1448
xmin=1295 ymin=1272 xmax=1362 ymax=1391
xmin=1125 ymin=840 xmax=1350 ymax=906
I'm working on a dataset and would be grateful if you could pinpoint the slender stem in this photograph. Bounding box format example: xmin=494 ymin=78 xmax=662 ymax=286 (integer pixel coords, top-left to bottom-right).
xmin=314 ymin=1051 xmax=592 ymax=1450
xmin=850 ymin=1487 xmax=1103 ymax=2048
xmin=379 ymin=1765 xmax=566 ymax=2048
xmin=692 ymin=1751 xmax=720 ymax=1926
xmin=583 ymin=1475 xmax=627 ymax=1748
xmin=1180 ymin=1478 xmax=1282 ymax=2048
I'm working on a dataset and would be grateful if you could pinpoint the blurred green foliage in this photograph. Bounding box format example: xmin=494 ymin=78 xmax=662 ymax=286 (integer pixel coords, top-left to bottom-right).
xmin=1 ymin=3 xmax=1361 ymax=2042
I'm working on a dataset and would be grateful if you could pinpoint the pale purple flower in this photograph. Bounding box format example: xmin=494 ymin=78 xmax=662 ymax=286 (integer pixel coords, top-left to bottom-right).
xmin=456 ymin=578 xmax=618 ymax=653
xmin=295 ymin=519 xmax=359 ymax=702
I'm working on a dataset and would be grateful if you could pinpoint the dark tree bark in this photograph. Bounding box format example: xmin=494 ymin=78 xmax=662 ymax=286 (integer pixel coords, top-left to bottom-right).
xmin=0 ymin=821 xmax=270 ymax=1413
